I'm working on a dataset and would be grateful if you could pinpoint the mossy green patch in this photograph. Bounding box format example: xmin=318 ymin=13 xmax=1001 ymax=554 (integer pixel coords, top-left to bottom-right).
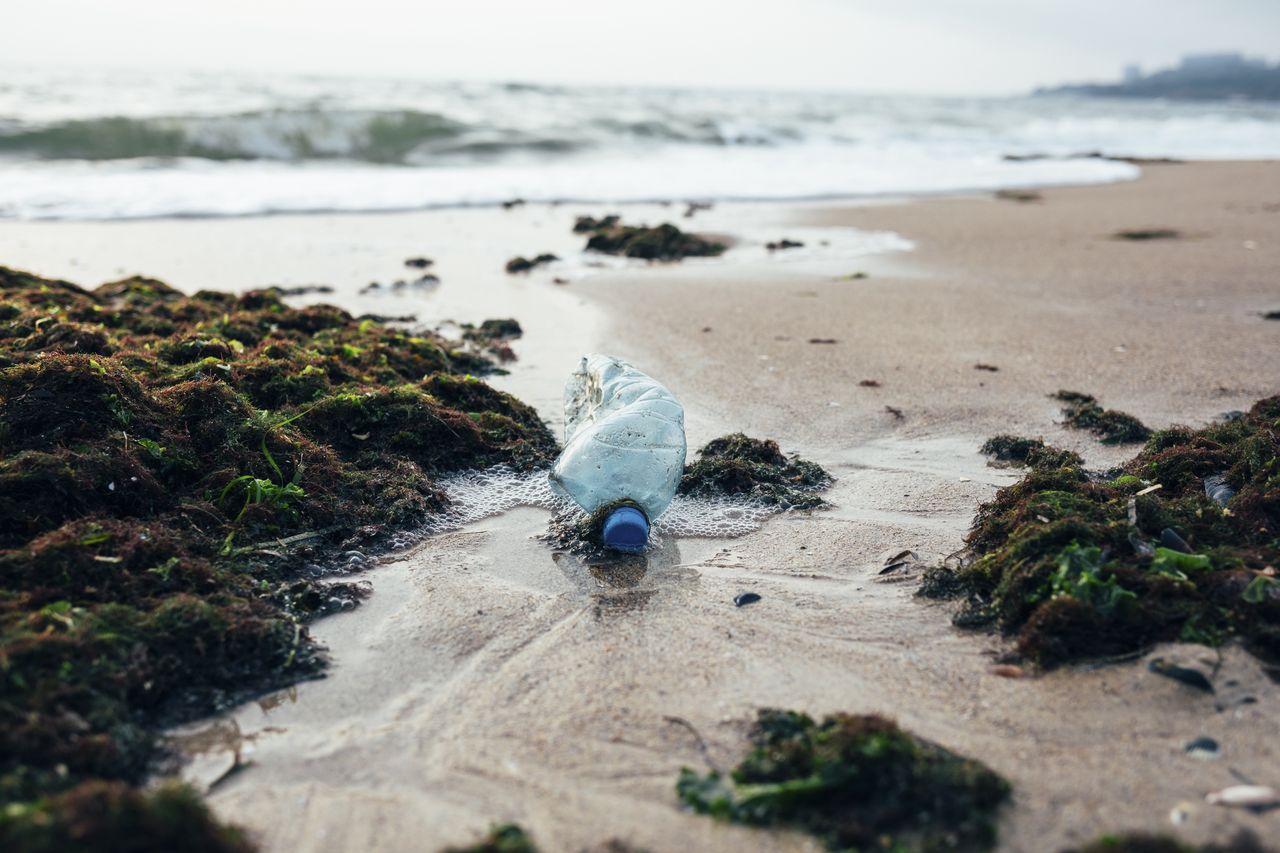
xmin=932 ymin=396 xmax=1280 ymax=668
xmin=677 ymin=709 xmax=1010 ymax=852
xmin=0 ymin=266 xmax=556 ymax=845
xmin=679 ymin=434 xmax=831 ymax=510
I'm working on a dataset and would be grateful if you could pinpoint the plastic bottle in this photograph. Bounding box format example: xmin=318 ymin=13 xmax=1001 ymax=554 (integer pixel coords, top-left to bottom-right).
xmin=549 ymin=354 xmax=686 ymax=551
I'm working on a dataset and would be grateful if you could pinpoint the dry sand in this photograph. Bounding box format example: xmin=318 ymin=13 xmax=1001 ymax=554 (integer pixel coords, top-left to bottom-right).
xmin=8 ymin=162 xmax=1279 ymax=850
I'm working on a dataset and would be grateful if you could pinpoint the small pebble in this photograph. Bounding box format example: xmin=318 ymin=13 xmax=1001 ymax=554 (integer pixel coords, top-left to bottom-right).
xmin=734 ymin=592 xmax=761 ymax=607
xmin=1184 ymin=736 xmax=1220 ymax=759
xmin=990 ymin=664 xmax=1027 ymax=679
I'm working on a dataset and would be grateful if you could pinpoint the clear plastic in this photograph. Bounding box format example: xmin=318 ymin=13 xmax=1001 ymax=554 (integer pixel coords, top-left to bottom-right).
xmin=548 ymin=354 xmax=686 ymax=521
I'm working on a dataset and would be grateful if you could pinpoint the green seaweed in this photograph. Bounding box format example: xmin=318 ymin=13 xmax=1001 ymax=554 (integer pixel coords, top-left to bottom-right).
xmin=443 ymin=824 xmax=539 ymax=853
xmin=980 ymin=435 xmax=1084 ymax=470
xmin=677 ymin=709 xmax=1010 ymax=852
xmin=679 ymin=434 xmax=831 ymax=510
xmin=1053 ymin=391 xmax=1152 ymax=444
xmin=583 ymin=222 xmax=725 ymax=261
xmin=0 ymin=266 xmax=556 ymax=845
xmin=0 ymin=781 xmax=253 ymax=853
xmin=1061 ymin=831 xmax=1267 ymax=853
xmin=935 ymin=397 xmax=1280 ymax=668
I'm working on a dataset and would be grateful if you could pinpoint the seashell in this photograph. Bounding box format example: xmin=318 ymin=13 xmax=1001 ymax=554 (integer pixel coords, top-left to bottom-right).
xmin=733 ymin=592 xmax=761 ymax=607
xmin=1205 ymin=785 xmax=1280 ymax=809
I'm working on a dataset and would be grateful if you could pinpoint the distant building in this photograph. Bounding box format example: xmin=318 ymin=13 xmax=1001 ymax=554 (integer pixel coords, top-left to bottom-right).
xmin=1036 ymin=50 xmax=1280 ymax=102
xmin=1176 ymin=52 xmax=1267 ymax=74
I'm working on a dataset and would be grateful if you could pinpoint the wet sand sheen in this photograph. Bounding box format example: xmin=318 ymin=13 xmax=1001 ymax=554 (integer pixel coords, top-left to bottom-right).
xmin=135 ymin=162 xmax=1280 ymax=851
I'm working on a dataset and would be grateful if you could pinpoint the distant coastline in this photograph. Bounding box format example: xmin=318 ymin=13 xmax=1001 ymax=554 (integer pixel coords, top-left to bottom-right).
xmin=1036 ymin=51 xmax=1280 ymax=101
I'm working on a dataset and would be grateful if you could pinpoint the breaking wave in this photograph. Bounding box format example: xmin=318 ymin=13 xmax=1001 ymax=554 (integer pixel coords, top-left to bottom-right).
xmin=3 ymin=67 xmax=1280 ymax=218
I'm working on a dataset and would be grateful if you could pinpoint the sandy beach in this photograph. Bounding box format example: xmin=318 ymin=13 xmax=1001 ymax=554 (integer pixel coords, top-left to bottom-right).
xmin=4 ymin=161 xmax=1279 ymax=851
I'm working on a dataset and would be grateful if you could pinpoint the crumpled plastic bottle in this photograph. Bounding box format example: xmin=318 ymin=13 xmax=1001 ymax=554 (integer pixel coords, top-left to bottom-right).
xmin=549 ymin=354 xmax=686 ymax=551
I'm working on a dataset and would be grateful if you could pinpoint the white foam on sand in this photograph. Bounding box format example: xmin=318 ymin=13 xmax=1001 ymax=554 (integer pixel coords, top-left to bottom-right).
xmin=422 ymin=466 xmax=784 ymax=541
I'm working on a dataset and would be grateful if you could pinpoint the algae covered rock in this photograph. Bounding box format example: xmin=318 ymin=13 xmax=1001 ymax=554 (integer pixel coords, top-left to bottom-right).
xmin=938 ymin=396 xmax=1280 ymax=668
xmin=0 ymin=266 xmax=556 ymax=842
xmin=678 ymin=709 xmax=1010 ymax=852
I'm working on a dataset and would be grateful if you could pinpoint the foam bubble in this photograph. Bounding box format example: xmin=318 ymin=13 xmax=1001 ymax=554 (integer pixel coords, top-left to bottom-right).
xmin=426 ymin=466 xmax=784 ymax=541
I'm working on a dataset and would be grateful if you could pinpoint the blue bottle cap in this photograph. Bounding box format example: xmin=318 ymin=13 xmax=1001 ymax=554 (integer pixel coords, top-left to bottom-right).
xmin=602 ymin=506 xmax=649 ymax=552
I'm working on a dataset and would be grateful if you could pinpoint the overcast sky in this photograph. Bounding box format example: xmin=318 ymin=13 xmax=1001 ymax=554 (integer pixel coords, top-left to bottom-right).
xmin=5 ymin=0 xmax=1278 ymax=95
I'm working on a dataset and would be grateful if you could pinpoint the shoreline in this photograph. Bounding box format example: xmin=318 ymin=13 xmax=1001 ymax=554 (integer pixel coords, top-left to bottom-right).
xmin=155 ymin=162 xmax=1278 ymax=850
xmin=3 ymin=161 xmax=1278 ymax=851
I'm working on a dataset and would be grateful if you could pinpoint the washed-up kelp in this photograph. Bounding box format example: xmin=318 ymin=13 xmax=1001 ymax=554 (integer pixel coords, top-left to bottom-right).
xmin=0 ymin=266 xmax=555 ymax=844
xmin=677 ymin=710 xmax=1010 ymax=852
xmin=926 ymin=397 xmax=1280 ymax=668
xmin=679 ymin=434 xmax=831 ymax=510
xmin=1053 ymin=391 xmax=1151 ymax=445
xmin=980 ymin=435 xmax=1083 ymax=470
xmin=443 ymin=824 xmax=539 ymax=853
xmin=1062 ymin=831 xmax=1268 ymax=853
xmin=0 ymin=781 xmax=252 ymax=853
xmin=580 ymin=221 xmax=725 ymax=261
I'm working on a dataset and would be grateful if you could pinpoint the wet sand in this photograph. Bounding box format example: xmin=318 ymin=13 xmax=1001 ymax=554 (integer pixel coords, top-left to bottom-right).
xmin=7 ymin=162 xmax=1279 ymax=850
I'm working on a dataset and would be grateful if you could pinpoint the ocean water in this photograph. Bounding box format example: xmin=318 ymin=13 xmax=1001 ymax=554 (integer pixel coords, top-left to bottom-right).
xmin=2 ymin=67 xmax=1280 ymax=220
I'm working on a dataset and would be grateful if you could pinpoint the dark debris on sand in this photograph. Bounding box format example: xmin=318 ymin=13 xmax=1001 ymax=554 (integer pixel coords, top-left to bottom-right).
xmin=1061 ymin=831 xmax=1269 ymax=853
xmin=1113 ymin=229 xmax=1181 ymax=241
xmin=573 ymin=214 xmax=620 ymax=233
xmin=442 ymin=823 xmax=539 ymax=853
xmin=1053 ymin=391 xmax=1152 ymax=444
xmin=927 ymin=396 xmax=1280 ymax=669
xmin=0 ymin=266 xmax=556 ymax=845
xmin=461 ymin=318 xmax=523 ymax=363
xmin=579 ymin=220 xmax=725 ymax=261
xmin=0 ymin=781 xmax=253 ymax=853
xmin=505 ymin=254 xmax=559 ymax=274
xmin=679 ymin=434 xmax=831 ymax=510
xmin=677 ymin=709 xmax=1010 ymax=852
xmin=980 ymin=435 xmax=1084 ymax=470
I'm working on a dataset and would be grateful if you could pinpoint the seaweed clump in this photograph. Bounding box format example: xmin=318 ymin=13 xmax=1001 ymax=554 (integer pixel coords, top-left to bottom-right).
xmin=1053 ymin=391 xmax=1152 ymax=444
xmin=1113 ymin=229 xmax=1181 ymax=241
xmin=0 ymin=266 xmax=556 ymax=843
xmin=1062 ymin=831 xmax=1268 ymax=853
xmin=505 ymin=254 xmax=558 ymax=274
xmin=981 ymin=435 xmax=1084 ymax=470
xmin=582 ymin=222 xmax=725 ymax=261
xmin=679 ymin=434 xmax=831 ymax=510
xmin=443 ymin=824 xmax=538 ymax=853
xmin=930 ymin=396 xmax=1280 ymax=668
xmin=677 ymin=709 xmax=1010 ymax=852
xmin=0 ymin=781 xmax=252 ymax=853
